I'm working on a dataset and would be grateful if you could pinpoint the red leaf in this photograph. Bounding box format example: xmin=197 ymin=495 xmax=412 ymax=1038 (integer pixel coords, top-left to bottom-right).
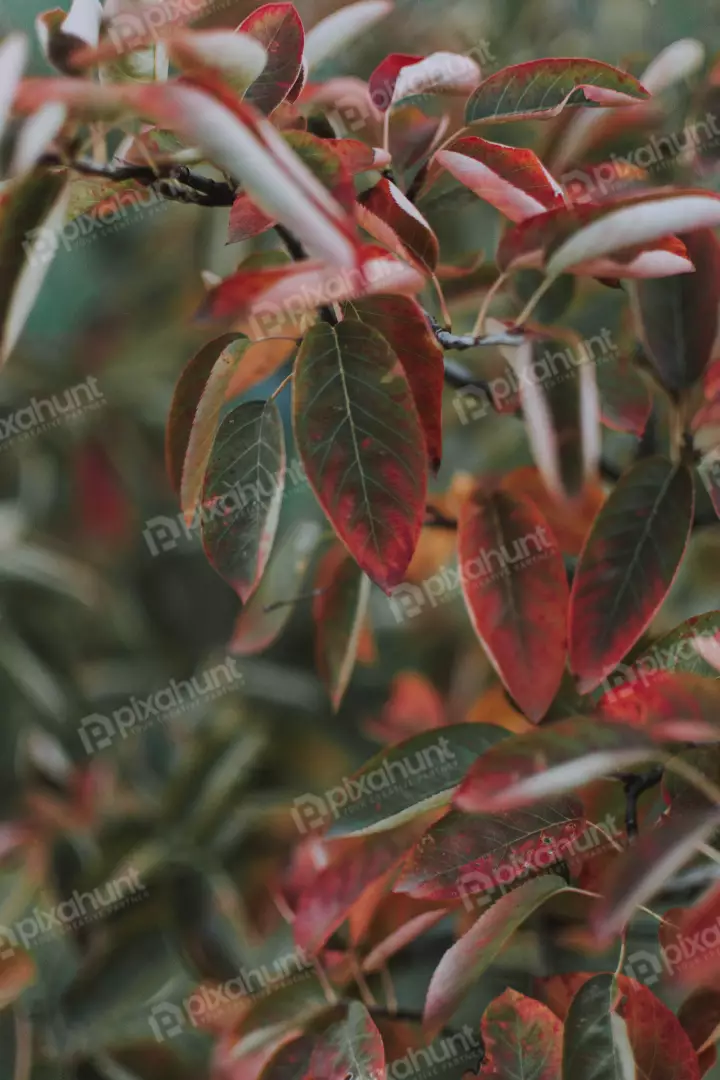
xmin=596 ymin=670 xmax=720 ymax=742
xmin=616 ymin=976 xmax=701 ymax=1080
xmin=307 ymin=1003 xmax=385 ymax=1080
xmin=476 ymin=989 xmax=563 ymax=1078
xmin=359 ymin=178 xmax=439 ymax=273
xmin=676 ymin=884 xmax=720 ymax=989
xmin=363 ymin=671 xmax=445 ymax=743
xmin=458 ymin=486 xmax=568 ymax=722
xmin=228 ymin=194 xmax=275 ymax=244
xmin=239 ymin=3 xmax=304 ymax=115
xmin=368 ymin=53 xmax=424 ymax=112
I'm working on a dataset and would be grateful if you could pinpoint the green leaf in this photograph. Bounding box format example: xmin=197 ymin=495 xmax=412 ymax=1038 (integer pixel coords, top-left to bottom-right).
xmin=201 ymin=399 xmax=286 ymax=604
xmin=479 ymin=988 xmax=563 ymax=1078
xmin=563 ymin=974 xmax=635 ymax=1080
xmin=465 ymin=57 xmax=649 ymax=124
xmin=569 ymin=457 xmax=694 ymax=694
xmin=325 ymin=723 xmax=509 ymax=837
xmin=292 ymin=320 xmax=427 ymax=592
xmin=307 ymin=1002 xmax=385 ymax=1080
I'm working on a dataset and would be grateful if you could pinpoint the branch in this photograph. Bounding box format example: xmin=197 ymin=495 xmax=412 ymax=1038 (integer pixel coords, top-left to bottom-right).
xmin=424 ymin=505 xmax=458 ymax=530
xmin=616 ymin=766 xmax=664 ymax=839
xmin=39 ymin=153 xmax=237 ymax=206
xmin=425 ymin=310 xmax=526 ymax=352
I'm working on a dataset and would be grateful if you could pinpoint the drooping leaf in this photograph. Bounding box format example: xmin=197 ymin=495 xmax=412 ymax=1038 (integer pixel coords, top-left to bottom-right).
xmin=345 ymin=295 xmax=445 ymax=470
xmin=359 ymin=178 xmax=439 ymax=273
xmin=457 ymin=485 xmax=569 ymax=722
xmin=313 ymin=544 xmax=371 ymax=711
xmin=436 ymin=136 xmax=565 ymax=223
xmin=304 ymin=2 xmax=393 ymax=71
xmin=239 ymin=3 xmax=305 ymax=115
xmin=568 ymin=456 xmax=695 ymax=694
xmin=369 ymin=52 xmax=481 ymax=112
xmin=423 ymin=875 xmax=582 ymax=1033
xmin=293 ymin=818 xmax=432 ymax=953
xmin=165 ymin=334 xmax=242 ymax=495
xmin=630 ymin=228 xmax=720 ymax=397
xmin=200 ymin=399 xmax=286 ymax=604
xmin=593 ymin=806 xmax=720 ymax=945
xmin=477 ymin=988 xmax=563 ymax=1078
xmin=230 ymin=520 xmax=322 ymax=655
xmin=307 ymin=1002 xmax=385 ymax=1080
xmin=455 ymin=718 xmax=657 ymax=813
xmin=0 ymin=170 xmax=69 ymax=366
xmin=615 ymin=976 xmax=702 ymax=1080
xmin=292 ymin=320 xmax=427 ymax=592
xmin=563 ymin=973 xmax=636 ymax=1080
xmin=395 ymin=797 xmax=586 ymax=903
xmin=326 ymin=723 xmax=509 ymax=837
xmin=466 ymin=58 xmax=649 ymax=124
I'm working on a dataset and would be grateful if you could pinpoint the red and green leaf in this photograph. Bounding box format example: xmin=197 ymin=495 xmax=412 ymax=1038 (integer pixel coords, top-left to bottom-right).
xmin=568 ymin=456 xmax=695 ymax=694
xmin=292 ymin=320 xmax=427 ymax=592
xmin=478 ymin=989 xmax=563 ymax=1078
xmin=239 ymin=3 xmax=305 ymax=115
xmin=563 ymin=973 xmax=636 ymax=1080
xmin=313 ymin=544 xmax=371 ymax=711
xmin=596 ymin=670 xmax=720 ymax=742
xmin=616 ymin=977 xmax=701 ymax=1080
xmin=307 ymin=1002 xmax=385 ymax=1080
xmin=359 ymin=178 xmax=439 ymax=273
xmin=369 ymin=52 xmax=480 ymax=112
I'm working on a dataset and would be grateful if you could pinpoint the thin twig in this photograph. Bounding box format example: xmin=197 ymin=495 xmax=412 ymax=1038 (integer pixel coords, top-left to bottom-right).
xmin=40 ymin=153 xmax=237 ymax=206
xmin=424 ymin=310 xmax=525 ymax=352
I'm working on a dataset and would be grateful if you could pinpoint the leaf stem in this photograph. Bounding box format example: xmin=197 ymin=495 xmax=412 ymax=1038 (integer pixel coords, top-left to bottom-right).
xmin=472 ymin=271 xmax=509 ymax=336
xmin=512 ymin=274 xmax=555 ymax=328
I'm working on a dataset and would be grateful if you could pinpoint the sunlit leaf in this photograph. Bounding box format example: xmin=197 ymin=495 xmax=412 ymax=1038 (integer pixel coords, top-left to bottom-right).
xmin=239 ymin=3 xmax=304 ymax=115
xmin=563 ymin=973 xmax=635 ymax=1080
xmin=478 ymin=988 xmax=563 ymax=1078
xmin=307 ymin=1002 xmax=385 ymax=1080
xmin=466 ymin=58 xmax=649 ymax=124
xmin=458 ymin=485 xmax=568 ymax=722
xmin=201 ymin=399 xmax=286 ymax=604
xmin=568 ymin=456 xmax=694 ymax=694
xmin=313 ymin=544 xmax=371 ymax=710
xmin=304 ymin=2 xmax=393 ymax=71
xmin=292 ymin=320 xmax=426 ymax=592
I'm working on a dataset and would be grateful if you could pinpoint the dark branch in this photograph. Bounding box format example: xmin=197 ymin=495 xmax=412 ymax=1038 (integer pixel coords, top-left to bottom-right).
xmin=40 ymin=153 xmax=237 ymax=206
xmin=616 ymin=767 xmax=664 ymax=839
xmin=425 ymin=310 xmax=525 ymax=352
xmin=424 ymin=505 xmax=458 ymax=530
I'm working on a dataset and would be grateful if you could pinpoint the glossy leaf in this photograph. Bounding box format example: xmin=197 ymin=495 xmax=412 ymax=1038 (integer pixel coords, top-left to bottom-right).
xmin=327 ymin=723 xmax=509 ymax=837
xmin=304 ymin=2 xmax=393 ymax=71
xmin=239 ymin=3 xmax=304 ymax=115
xmin=455 ymin=718 xmax=657 ymax=813
xmin=568 ymin=456 xmax=695 ymax=694
xmin=230 ymin=520 xmax=322 ymax=655
xmin=423 ymin=875 xmax=580 ymax=1033
xmin=478 ymin=988 xmax=563 ymax=1078
xmin=307 ymin=1002 xmax=385 ymax=1080
xmin=458 ymin=485 xmax=568 ymax=722
xmin=630 ymin=228 xmax=720 ymax=396
xmin=395 ymin=797 xmax=586 ymax=902
xmin=563 ymin=973 xmax=635 ymax=1080
xmin=466 ymin=58 xmax=649 ymax=124
xmin=313 ymin=544 xmax=371 ymax=711
xmin=292 ymin=320 xmax=426 ymax=592
xmin=345 ymin=295 xmax=445 ymax=470
xmin=200 ymin=399 xmax=286 ymax=604
xmin=359 ymin=178 xmax=439 ymax=273
xmin=436 ymin=136 xmax=565 ymax=223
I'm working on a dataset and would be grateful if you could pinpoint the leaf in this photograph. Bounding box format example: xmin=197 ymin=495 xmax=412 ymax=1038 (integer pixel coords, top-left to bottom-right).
xmin=313 ymin=544 xmax=371 ymax=710
xmin=307 ymin=1002 xmax=385 ymax=1080
xmin=10 ymin=102 xmax=67 ymax=179
xmin=227 ymin=193 xmax=277 ymax=243
xmin=677 ymin=990 xmax=720 ymax=1076
xmin=359 ymin=178 xmax=439 ymax=273
xmin=230 ymin=520 xmax=322 ymax=655
xmin=292 ymin=320 xmax=427 ymax=592
xmin=466 ymin=58 xmax=649 ymax=124
xmin=362 ymin=906 xmax=447 ymax=973
xmin=394 ymin=797 xmax=586 ymax=903
xmin=259 ymin=1035 xmax=315 ymax=1080
xmin=369 ymin=52 xmax=481 ymax=112
xmin=239 ymin=3 xmax=304 ymax=115
xmin=454 ymin=718 xmax=657 ymax=813
xmin=304 ymin=2 xmax=393 ymax=71
xmin=568 ymin=456 xmax=695 ymax=694
xmin=423 ymin=875 xmax=580 ymax=1033
xmin=326 ymin=723 xmax=509 ymax=837
xmin=616 ymin=976 xmax=701 ymax=1080
xmin=501 ymin=466 xmax=605 ymax=557
xmin=507 ymin=332 xmax=600 ymax=505
xmin=630 ymin=228 xmax=720 ymax=396
xmin=478 ymin=988 xmax=563 ymax=1078
xmin=457 ymin=485 xmax=569 ymax=722
xmin=674 ymin=886 xmax=720 ymax=989
xmin=0 ymin=949 xmax=35 ymax=1010
xmin=592 ymin=806 xmax=720 ymax=945
xmin=200 ymin=399 xmax=286 ymax=604
xmin=436 ymin=136 xmax=565 ymax=223
xmin=596 ymin=352 xmax=653 ymax=437
xmin=0 ymin=170 xmax=69 ymax=366
xmin=363 ymin=670 xmax=445 ymax=743
xmin=345 ymin=295 xmax=445 ymax=470
xmin=596 ymin=671 xmax=720 ymax=742
xmin=0 ymin=35 xmax=28 ymax=145
xmin=293 ymin=818 xmax=431 ymax=953
xmin=563 ymin=973 xmax=636 ymax=1080
xmin=165 ymin=334 xmax=242 ymax=495
xmin=630 ymin=612 xmax=720 ymax=682
xmin=389 ymin=106 xmax=448 ymax=173
xmin=166 ymin=30 xmax=267 ymax=93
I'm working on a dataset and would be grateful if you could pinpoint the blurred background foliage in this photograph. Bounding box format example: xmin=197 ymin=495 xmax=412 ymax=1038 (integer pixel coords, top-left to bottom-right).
xmin=1 ymin=0 xmax=720 ymax=1077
